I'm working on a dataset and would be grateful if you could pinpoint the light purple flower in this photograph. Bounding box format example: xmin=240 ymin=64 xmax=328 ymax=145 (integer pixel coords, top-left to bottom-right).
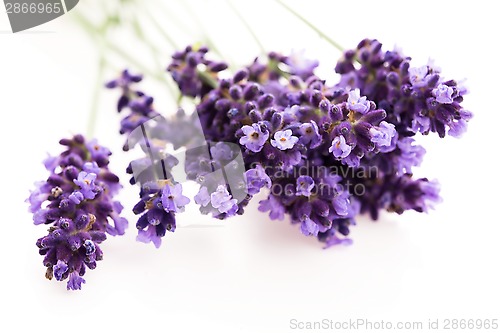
xmin=43 ymin=155 xmax=59 ymax=172
xmin=73 ymin=171 xmax=98 ymax=200
xmin=210 ymin=142 xmax=234 ymax=161
xmin=369 ymin=121 xmax=397 ymax=147
xmin=411 ymin=115 xmax=431 ymax=134
xmin=258 ymin=195 xmax=285 ymax=220
xmin=332 ymin=191 xmax=350 ymax=216
xmin=296 ymin=176 xmax=315 ymax=197
xmin=299 ymin=120 xmax=322 ymax=148
xmin=408 ymin=66 xmax=429 ymax=87
xmin=67 ymin=272 xmax=86 ymax=291
xmin=194 ymin=186 xmax=211 ymax=207
xmin=210 ymin=185 xmax=238 ymax=214
xmin=329 ymin=135 xmax=352 ymax=159
xmin=53 ymin=260 xmax=68 ymax=281
xmin=432 ymin=83 xmax=454 ymax=104
xmin=137 ymin=227 xmax=162 ymax=248
xmin=347 ymin=88 xmax=370 ymax=114
xmin=245 ymin=164 xmax=271 ymax=195
xmin=68 ymin=191 xmax=84 ymax=204
xmin=271 ymin=129 xmax=299 ymax=150
xmin=448 ymin=119 xmax=467 ymax=137
xmin=82 ymin=161 xmax=100 ymax=174
xmin=86 ymin=139 xmax=111 ymax=160
xmin=27 ymin=181 xmax=49 ymax=213
xmin=395 ymin=138 xmax=426 ymax=174
xmin=161 ymin=183 xmax=190 ymax=212
xmin=108 ymin=202 xmax=128 ymax=236
xmin=239 ymin=123 xmax=269 ymax=152
xmin=300 ymin=216 xmax=320 ymax=236
xmin=286 ymin=49 xmax=319 ymax=79
xmin=324 ymin=235 xmax=353 ymax=249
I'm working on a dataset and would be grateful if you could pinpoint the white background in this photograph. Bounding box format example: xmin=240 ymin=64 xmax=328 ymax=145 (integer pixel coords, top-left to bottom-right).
xmin=1 ymin=1 xmax=499 ymax=332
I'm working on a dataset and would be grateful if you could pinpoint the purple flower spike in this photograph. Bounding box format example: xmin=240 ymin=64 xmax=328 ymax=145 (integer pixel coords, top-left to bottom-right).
xmin=161 ymin=183 xmax=190 ymax=213
xmin=29 ymin=134 xmax=127 ymax=290
xmin=239 ymin=123 xmax=269 ymax=152
xmin=296 ymin=176 xmax=315 ymax=197
xmin=432 ymin=83 xmax=454 ymax=104
xmin=347 ymin=88 xmax=370 ymax=114
xmin=329 ymin=135 xmax=352 ymax=159
xmin=271 ymin=129 xmax=299 ymax=150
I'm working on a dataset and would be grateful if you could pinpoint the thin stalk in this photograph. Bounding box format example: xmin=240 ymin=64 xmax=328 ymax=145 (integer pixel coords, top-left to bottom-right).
xmin=143 ymin=7 xmax=179 ymax=49
xmin=274 ymin=0 xmax=345 ymax=53
xmin=178 ymin=0 xmax=225 ymax=59
xmin=87 ymin=57 xmax=105 ymax=137
xmin=226 ymin=0 xmax=266 ymax=55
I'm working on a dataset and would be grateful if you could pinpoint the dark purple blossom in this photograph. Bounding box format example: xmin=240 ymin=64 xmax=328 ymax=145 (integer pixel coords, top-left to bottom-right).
xmin=103 ymin=42 xmax=471 ymax=250
xmin=28 ymin=135 xmax=127 ymax=290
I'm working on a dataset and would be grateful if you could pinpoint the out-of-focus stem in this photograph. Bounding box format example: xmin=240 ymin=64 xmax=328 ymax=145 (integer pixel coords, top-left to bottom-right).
xmin=87 ymin=57 xmax=105 ymax=137
xmin=274 ymin=0 xmax=345 ymax=53
xmin=226 ymin=0 xmax=266 ymax=55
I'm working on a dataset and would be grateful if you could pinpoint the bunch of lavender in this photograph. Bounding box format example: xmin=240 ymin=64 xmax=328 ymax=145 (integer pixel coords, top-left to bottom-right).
xmin=107 ymin=70 xmax=192 ymax=248
xmin=27 ymin=135 xmax=128 ymax=290
xmin=106 ymin=40 xmax=471 ymax=248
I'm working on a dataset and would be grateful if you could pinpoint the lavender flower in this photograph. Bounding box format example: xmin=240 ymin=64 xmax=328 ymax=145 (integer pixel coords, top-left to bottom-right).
xmin=347 ymin=88 xmax=371 ymax=114
xmin=271 ymin=129 xmax=299 ymax=150
xmin=432 ymin=83 xmax=454 ymax=104
xmin=102 ymin=42 xmax=472 ymax=250
xmin=369 ymin=121 xmax=397 ymax=148
xmin=28 ymin=135 xmax=127 ymax=290
xmin=245 ymin=164 xmax=271 ymax=195
xmin=329 ymin=135 xmax=352 ymax=159
xmin=408 ymin=66 xmax=429 ymax=87
xmin=299 ymin=121 xmax=322 ymax=148
xmin=210 ymin=185 xmax=238 ymax=214
xmin=336 ymin=38 xmax=472 ymax=138
xmin=239 ymin=123 xmax=269 ymax=152
xmin=296 ymin=176 xmax=314 ymax=197
xmin=161 ymin=183 xmax=190 ymax=213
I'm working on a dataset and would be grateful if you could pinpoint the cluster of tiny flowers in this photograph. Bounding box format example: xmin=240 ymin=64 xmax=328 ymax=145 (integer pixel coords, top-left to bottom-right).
xmin=106 ymin=70 xmax=194 ymax=248
xmin=27 ymin=135 xmax=128 ymax=290
xmin=105 ymin=40 xmax=471 ymax=248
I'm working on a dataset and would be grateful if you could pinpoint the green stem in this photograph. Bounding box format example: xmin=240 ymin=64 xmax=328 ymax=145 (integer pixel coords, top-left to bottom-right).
xmin=274 ymin=0 xmax=345 ymax=53
xmin=178 ymin=0 xmax=230 ymax=64
xmin=197 ymin=70 xmax=218 ymax=89
xmin=143 ymin=7 xmax=179 ymax=49
xmin=226 ymin=0 xmax=266 ymax=55
xmin=87 ymin=57 xmax=105 ymax=137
